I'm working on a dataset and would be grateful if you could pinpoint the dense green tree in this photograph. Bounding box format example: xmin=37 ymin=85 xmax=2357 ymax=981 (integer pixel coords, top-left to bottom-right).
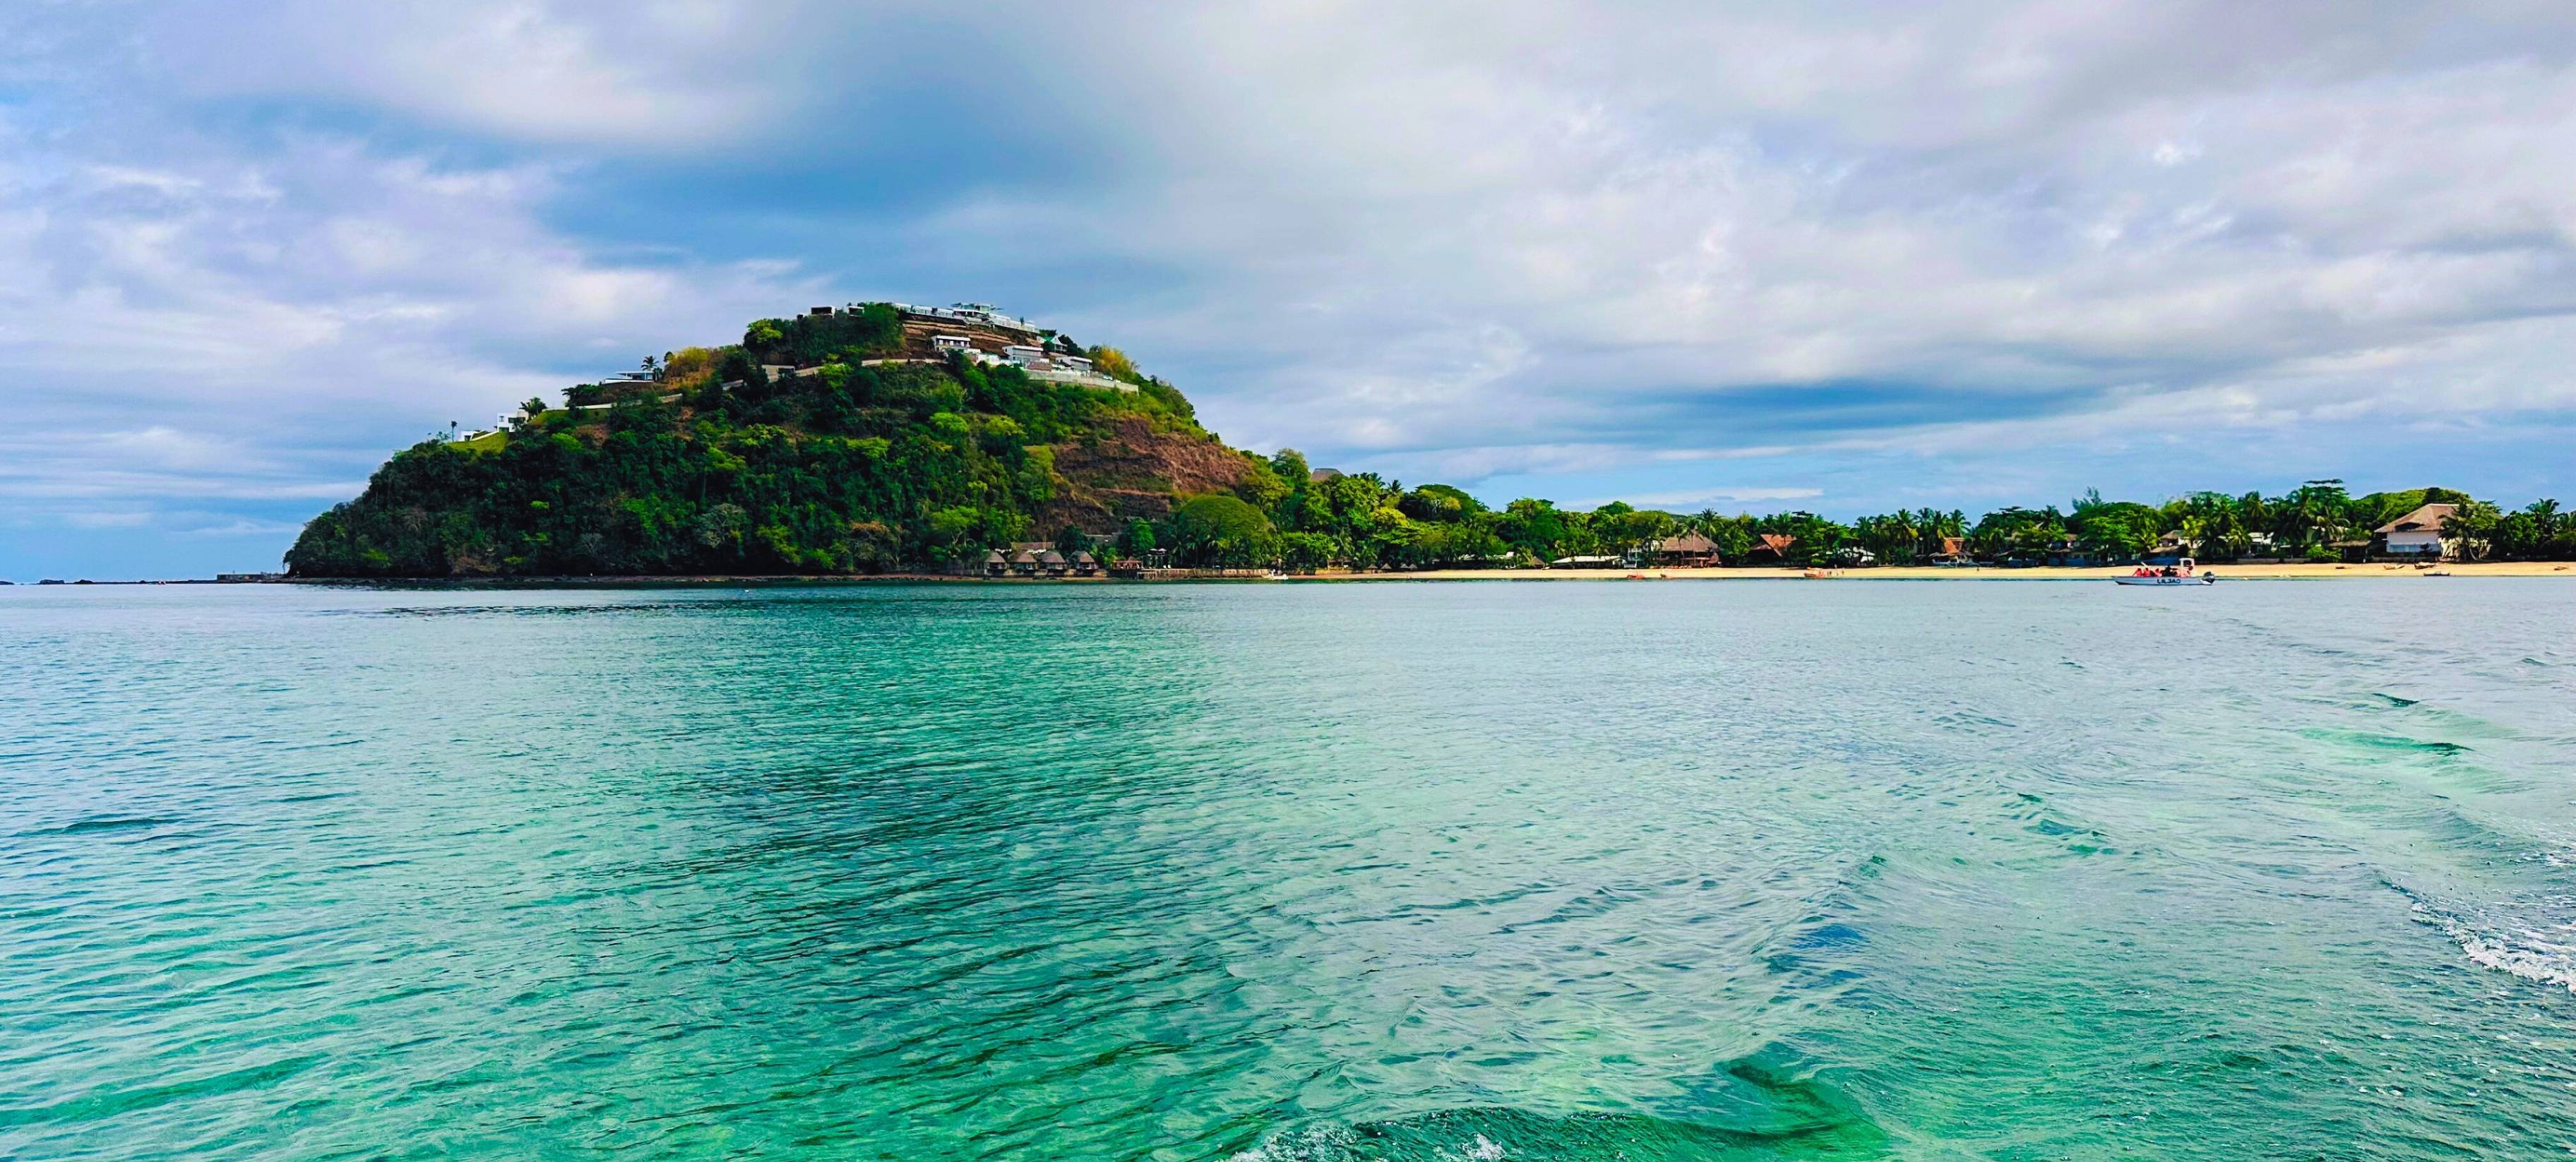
xmin=1118 ymin=519 xmax=1157 ymax=558
xmin=1852 ymin=513 xmax=1920 ymax=564
xmin=1167 ymin=494 xmax=1276 ymax=568
xmin=2068 ymin=500 xmax=2160 ymax=561
xmin=1968 ymin=507 xmax=2065 ymax=563
xmin=2277 ymin=479 xmax=2352 ymax=551
xmin=1277 ymin=531 xmax=1335 ymax=572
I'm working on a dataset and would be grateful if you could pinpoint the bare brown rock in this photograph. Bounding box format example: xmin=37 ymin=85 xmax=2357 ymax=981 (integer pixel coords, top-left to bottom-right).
xmin=1042 ymin=417 xmax=1253 ymax=533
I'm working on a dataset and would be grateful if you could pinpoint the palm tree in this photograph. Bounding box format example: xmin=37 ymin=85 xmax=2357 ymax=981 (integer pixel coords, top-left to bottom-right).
xmin=2179 ymin=492 xmax=2247 ymax=560
xmin=2442 ymin=501 xmax=2501 ymax=561
xmin=2277 ymin=479 xmax=2351 ymax=552
xmin=1910 ymin=507 xmax=1964 ymax=558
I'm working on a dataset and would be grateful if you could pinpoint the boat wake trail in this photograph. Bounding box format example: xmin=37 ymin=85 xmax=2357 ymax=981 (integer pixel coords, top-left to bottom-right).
xmin=2394 ymin=882 xmax=2576 ymax=995
xmin=1232 ymin=1053 xmax=1884 ymax=1161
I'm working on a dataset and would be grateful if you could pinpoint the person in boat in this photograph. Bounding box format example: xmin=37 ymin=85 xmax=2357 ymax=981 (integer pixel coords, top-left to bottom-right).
xmin=2160 ymin=564 xmax=2177 ymax=577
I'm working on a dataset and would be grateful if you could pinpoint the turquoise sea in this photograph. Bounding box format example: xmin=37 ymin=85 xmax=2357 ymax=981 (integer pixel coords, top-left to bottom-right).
xmin=4 ymin=580 xmax=2573 ymax=1160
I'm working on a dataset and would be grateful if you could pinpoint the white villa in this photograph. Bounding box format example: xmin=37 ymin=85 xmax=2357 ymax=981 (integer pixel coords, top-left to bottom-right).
xmin=895 ymin=301 xmax=1044 ymax=338
xmin=2375 ymin=503 xmax=2459 ymax=558
xmin=949 ymin=327 xmax=1135 ymax=393
xmin=787 ymin=301 xmax=1140 ymax=392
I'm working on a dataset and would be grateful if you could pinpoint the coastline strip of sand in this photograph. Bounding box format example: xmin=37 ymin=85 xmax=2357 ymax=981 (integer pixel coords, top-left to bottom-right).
xmin=274 ymin=561 xmax=2576 ymax=585
xmin=1283 ymin=561 xmax=2575 ymax=581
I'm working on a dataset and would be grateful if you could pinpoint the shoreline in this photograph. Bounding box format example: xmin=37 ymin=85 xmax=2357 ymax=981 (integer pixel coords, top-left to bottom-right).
xmin=222 ymin=561 xmax=2576 ymax=587
xmin=1289 ymin=561 xmax=2576 ymax=581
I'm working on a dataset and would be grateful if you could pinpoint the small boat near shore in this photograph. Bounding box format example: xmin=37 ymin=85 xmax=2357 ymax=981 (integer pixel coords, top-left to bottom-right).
xmin=2114 ymin=558 xmax=2217 ymax=586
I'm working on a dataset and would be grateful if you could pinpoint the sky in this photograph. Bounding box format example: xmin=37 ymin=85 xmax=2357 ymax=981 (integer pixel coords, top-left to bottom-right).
xmin=3 ymin=1 xmax=2573 ymax=579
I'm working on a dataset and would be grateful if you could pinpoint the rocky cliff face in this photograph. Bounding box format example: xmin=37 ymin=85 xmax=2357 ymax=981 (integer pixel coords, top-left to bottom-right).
xmin=1043 ymin=417 xmax=1258 ymax=532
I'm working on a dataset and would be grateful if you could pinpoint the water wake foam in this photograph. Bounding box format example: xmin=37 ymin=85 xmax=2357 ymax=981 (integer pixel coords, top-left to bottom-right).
xmin=2392 ymin=873 xmax=2576 ymax=995
xmin=1233 ymin=1053 xmax=1883 ymax=1161
xmin=2411 ymin=902 xmax=2576 ymax=994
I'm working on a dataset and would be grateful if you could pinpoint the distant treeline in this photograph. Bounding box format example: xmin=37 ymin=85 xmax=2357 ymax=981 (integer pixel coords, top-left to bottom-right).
xmin=283 ymin=308 xmax=2576 ymax=577
xmin=1135 ymin=475 xmax=2576 ymax=569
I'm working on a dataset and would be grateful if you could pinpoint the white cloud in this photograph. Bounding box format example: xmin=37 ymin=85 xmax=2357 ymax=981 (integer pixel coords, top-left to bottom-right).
xmin=4 ymin=0 xmax=2576 ymax=572
xmin=0 ymin=107 xmax=813 ymax=544
xmin=143 ymin=2 xmax=795 ymax=145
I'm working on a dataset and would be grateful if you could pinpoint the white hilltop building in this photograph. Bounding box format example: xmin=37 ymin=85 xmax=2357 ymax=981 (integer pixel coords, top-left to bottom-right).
xmin=884 ymin=301 xmax=1133 ymax=392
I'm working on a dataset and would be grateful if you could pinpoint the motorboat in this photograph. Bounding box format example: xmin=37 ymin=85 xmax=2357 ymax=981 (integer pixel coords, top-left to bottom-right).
xmin=2114 ymin=558 xmax=2216 ymax=586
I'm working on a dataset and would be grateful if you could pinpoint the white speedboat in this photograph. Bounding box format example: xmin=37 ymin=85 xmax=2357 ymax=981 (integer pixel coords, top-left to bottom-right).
xmin=2114 ymin=558 xmax=2217 ymax=585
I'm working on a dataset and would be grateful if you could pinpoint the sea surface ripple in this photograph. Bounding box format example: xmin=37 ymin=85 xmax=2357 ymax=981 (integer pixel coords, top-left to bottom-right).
xmin=3 ymin=580 xmax=2572 ymax=1160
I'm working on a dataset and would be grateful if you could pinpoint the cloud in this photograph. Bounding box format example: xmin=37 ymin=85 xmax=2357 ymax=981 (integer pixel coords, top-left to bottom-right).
xmin=5 ymin=0 xmax=2576 ymax=575
xmin=0 ymin=78 xmax=815 ymax=561
xmin=140 ymin=2 xmax=796 ymax=145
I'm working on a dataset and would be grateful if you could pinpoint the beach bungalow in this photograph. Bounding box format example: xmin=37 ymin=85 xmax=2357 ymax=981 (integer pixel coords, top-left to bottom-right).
xmin=1037 ymin=549 xmax=1069 ymax=577
xmin=1071 ymin=550 xmax=1099 ymax=577
xmin=1746 ymin=534 xmax=1797 ymax=565
xmin=1648 ymin=530 xmax=1721 ymax=567
xmin=983 ymin=549 xmax=1008 ymax=577
xmin=1008 ymin=549 xmax=1040 ymax=577
xmin=2375 ymin=503 xmax=2459 ymax=559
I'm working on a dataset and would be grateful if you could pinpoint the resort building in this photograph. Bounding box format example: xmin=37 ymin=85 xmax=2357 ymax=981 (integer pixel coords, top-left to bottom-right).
xmin=895 ymin=301 xmax=1045 ymax=338
xmin=1647 ymin=530 xmax=1721 ymax=566
xmin=773 ymin=301 xmax=1140 ymax=391
xmin=1746 ymin=534 xmax=1798 ymax=564
xmin=2375 ymin=503 xmax=2459 ymax=558
xmin=968 ymin=544 xmax=1102 ymax=579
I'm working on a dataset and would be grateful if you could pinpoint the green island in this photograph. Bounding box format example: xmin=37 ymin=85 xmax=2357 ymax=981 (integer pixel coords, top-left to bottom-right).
xmin=287 ymin=303 xmax=2576 ymax=578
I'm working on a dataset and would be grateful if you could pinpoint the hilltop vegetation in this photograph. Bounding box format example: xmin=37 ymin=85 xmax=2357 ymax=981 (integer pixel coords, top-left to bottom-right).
xmin=287 ymin=309 xmax=2576 ymax=577
xmin=287 ymin=311 xmax=1238 ymax=576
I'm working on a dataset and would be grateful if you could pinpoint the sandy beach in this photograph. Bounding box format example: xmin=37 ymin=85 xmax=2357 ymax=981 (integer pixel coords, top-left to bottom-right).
xmin=1285 ymin=561 xmax=2576 ymax=582
xmin=258 ymin=561 xmax=2576 ymax=587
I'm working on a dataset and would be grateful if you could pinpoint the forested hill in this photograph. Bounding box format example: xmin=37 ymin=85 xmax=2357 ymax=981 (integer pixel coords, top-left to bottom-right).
xmin=285 ymin=308 xmax=1284 ymax=577
xmin=285 ymin=305 xmax=2576 ymax=577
